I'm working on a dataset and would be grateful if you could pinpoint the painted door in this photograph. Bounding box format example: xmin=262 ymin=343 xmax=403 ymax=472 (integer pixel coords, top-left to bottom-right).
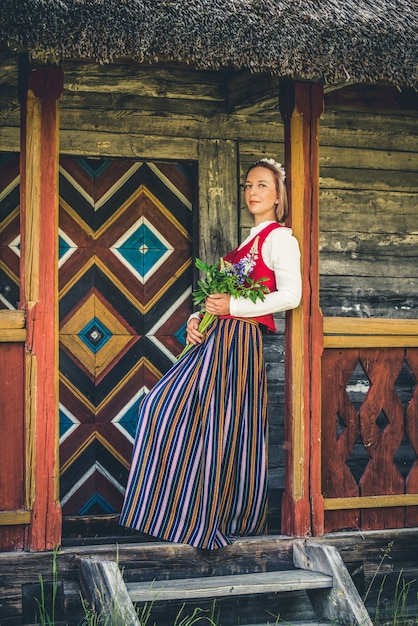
xmin=58 ymin=158 xmax=194 ymax=519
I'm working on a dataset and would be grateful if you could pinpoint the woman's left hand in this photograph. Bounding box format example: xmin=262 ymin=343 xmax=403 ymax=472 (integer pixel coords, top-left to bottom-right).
xmin=205 ymin=294 xmax=231 ymax=316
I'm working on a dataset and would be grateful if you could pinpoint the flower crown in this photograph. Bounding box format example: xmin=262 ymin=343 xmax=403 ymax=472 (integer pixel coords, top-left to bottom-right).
xmin=255 ymin=158 xmax=286 ymax=181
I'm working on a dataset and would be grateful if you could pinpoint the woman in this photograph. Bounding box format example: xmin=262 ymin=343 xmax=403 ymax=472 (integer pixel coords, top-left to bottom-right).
xmin=120 ymin=159 xmax=302 ymax=550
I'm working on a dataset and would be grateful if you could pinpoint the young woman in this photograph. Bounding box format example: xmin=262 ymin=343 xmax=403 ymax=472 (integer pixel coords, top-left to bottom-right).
xmin=120 ymin=159 xmax=302 ymax=550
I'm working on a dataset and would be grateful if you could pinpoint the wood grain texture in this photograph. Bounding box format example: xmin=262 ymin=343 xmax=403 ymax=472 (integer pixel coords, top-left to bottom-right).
xmin=79 ymin=557 xmax=140 ymax=626
xmin=293 ymin=540 xmax=373 ymax=625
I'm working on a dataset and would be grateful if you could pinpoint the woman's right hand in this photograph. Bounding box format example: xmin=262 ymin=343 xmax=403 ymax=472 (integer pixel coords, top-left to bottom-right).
xmin=186 ymin=317 xmax=205 ymax=345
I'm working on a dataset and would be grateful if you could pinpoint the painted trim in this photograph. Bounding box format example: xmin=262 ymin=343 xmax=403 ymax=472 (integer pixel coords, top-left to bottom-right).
xmin=324 ymin=495 xmax=418 ymax=510
xmin=0 ymin=511 xmax=31 ymax=525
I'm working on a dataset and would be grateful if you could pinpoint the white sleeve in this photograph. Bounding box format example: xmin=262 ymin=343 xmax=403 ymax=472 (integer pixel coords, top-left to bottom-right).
xmin=229 ymin=228 xmax=302 ymax=317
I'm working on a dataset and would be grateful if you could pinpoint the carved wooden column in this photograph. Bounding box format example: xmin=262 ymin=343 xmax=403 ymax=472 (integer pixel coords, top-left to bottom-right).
xmin=19 ymin=58 xmax=63 ymax=550
xmin=279 ymin=80 xmax=324 ymax=536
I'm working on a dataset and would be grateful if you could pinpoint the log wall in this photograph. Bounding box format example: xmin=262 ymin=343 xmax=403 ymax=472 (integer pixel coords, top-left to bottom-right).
xmin=320 ymin=87 xmax=418 ymax=319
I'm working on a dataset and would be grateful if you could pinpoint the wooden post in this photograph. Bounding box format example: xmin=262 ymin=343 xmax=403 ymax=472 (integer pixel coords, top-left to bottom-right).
xmin=197 ymin=139 xmax=238 ymax=264
xmin=279 ymin=81 xmax=324 ymax=536
xmin=19 ymin=59 xmax=63 ymax=550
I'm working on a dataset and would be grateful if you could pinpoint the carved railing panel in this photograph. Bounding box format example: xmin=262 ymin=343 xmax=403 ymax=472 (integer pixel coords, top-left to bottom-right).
xmin=322 ymin=347 xmax=418 ymax=532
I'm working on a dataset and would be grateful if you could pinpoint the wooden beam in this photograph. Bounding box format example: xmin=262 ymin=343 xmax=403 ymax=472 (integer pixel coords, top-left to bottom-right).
xmin=279 ymin=81 xmax=324 ymax=536
xmin=324 ymin=317 xmax=418 ymax=335
xmin=0 ymin=511 xmax=31 ymax=525
xmin=324 ymin=494 xmax=418 ymax=511
xmin=0 ymin=329 xmax=26 ymax=342
xmin=19 ymin=61 xmax=63 ymax=550
xmin=324 ymin=335 xmax=418 ymax=348
xmin=197 ymin=139 xmax=238 ymax=265
xmin=0 ymin=310 xmax=25 ymax=329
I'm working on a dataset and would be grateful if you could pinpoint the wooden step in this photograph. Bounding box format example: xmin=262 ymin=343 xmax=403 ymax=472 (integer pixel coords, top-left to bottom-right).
xmin=126 ymin=569 xmax=333 ymax=603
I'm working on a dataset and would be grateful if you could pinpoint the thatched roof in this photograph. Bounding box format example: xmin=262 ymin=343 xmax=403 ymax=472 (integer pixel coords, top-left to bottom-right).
xmin=1 ymin=0 xmax=417 ymax=88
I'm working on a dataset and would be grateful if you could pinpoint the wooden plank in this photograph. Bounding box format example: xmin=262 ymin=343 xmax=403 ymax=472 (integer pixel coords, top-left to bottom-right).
xmin=60 ymin=130 xmax=199 ymax=159
xmin=320 ymin=145 xmax=418 ymax=172
xmin=0 ymin=310 xmax=25 ymax=329
xmin=127 ymin=570 xmax=333 ymax=603
xmin=0 ymin=329 xmax=26 ymax=342
xmin=293 ymin=540 xmax=373 ymax=626
xmin=324 ymin=84 xmax=418 ymax=114
xmin=79 ymin=557 xmax=140 ymax=626
xmin=0 ymin=344 xmax=25 ymax=510
xmin=324 ymin=335 xmax=418 ymax=348
xmin=0 ymin=511 xmax=31 ymax=525
xmin=197 ymin=139 xmax=238 ymax=265
xmin=63 ymin=62 xmax=227 ymax=100
xmin=325 ymin=494 xmax=418 ymax=510
xmin=324 ymin=317 xmax=418 ymax=336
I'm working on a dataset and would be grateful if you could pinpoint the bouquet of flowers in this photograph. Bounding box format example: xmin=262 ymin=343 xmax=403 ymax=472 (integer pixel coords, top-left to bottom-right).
xmin=179 ymin=254 xmax=269 ymax=358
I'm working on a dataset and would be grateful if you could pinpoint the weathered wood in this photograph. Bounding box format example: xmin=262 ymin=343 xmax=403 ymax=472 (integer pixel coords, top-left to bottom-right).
xmin=0 ymin=329 xmax=26 ymax=341
xmin=197 ymin=139 xmax=238 ymax=264
xmin=79 ymin=557 xmax=140 ymax=626
xmin=63 ymin=62 xmax=227 ymax=100
xmin=321 ymin=112 xmax=418 ymax=152
xmin=279 ymin=80 xmax=323 ymax=536
xmin=324 ymin=317 xmax=418 ymax=336
xmin=20 ymin=65 xmax=63 ymax=550
xmin=0 ymin=532 xmax=418 ymax=624
xmin=321 ymin=145 xmax=418 ymax=172
xmin=324 ymin=84 xmax=418 ymax=114
xmin=293 ymin=540 xmax=373 ymax=626
xmin=0 ymin=342 xmax=25 ymax=549
xmin=324 ymin=335 xmax=418 ymax=348
xmin=0 ymin=511 xmax=31 ymax=525
xmin=127 ymin=570 xmax=332 ymax=603
xmin=321 ymin=346 xmax=418 ymax=532
xmin=0 ymin=310 xmax=25 ymax=328
xmin=325 ymin=494 xmax=418 ymax=510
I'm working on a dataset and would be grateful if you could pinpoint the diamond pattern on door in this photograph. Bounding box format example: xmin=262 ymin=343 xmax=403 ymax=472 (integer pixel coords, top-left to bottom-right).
xmin=0 ymin=153 xmax=20 ymax=310
xmin=58 ymin=158 xmax=194 ymax=516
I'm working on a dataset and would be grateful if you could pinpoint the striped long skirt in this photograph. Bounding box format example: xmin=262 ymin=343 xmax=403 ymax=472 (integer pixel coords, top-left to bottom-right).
xmin=119 ymin=317 xmax=268 ymax=550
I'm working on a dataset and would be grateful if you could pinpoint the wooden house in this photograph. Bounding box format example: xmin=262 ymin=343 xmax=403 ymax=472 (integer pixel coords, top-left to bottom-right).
xmin=0 ymin=0 xmax=417 ymax=622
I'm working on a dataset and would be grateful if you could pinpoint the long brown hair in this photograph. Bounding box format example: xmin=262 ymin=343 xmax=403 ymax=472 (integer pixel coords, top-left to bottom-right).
xmin=245 ymin=159 xmax=288 ymax=222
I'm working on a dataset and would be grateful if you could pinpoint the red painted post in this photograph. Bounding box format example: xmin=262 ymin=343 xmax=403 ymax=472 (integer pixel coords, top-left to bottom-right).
xmin=20 ymin=63 xmax=64 ymax=550
xmin=279 ymin=80 xmax=324 ymax=536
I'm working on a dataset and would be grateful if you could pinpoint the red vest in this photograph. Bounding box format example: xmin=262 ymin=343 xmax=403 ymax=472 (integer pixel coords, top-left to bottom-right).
xmin=222 ymin=222 xmax=282 ymax=332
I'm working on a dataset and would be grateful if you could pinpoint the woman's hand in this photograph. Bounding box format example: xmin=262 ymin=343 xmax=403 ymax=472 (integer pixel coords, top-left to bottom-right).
xmin=205 ymin=294 xmax=231 ymax=316
xmin=186 ymin=317 xmax=205 ymax=345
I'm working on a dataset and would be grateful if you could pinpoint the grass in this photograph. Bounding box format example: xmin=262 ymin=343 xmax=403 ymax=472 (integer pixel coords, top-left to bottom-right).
xmin=363 ymin=541 xmax=418 ymax=626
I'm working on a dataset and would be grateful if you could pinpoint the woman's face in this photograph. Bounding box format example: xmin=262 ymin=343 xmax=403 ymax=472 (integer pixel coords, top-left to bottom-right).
xmin=244 ymin=166 xmax=279 ymax=224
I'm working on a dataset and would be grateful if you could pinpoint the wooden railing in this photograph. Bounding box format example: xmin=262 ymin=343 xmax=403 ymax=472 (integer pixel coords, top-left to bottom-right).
xmin=321 ymin=317 xmax=418 ymax=533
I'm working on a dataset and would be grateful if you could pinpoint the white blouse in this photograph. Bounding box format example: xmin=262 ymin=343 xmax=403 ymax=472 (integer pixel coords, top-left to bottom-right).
xmin=230 ymin=221 xmax=302 ymax=318
xmin=189 ymin=220 xmax=302 ymax=322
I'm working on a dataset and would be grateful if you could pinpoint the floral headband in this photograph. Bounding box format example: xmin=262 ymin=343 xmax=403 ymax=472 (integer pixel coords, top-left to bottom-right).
xmin=254 ymin=158 xmax=286 ymax=181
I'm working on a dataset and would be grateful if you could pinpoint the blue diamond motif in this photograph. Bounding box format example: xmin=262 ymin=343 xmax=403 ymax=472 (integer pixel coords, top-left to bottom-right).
xmin=79 ymin=318 xmax=112 ymax=353
xmin=113 ymin=222 xmax=171 ymax=281
xmin=59 ymin=235 xmax=70 ymax=261
xmin=60 ymin=408 xmax=74 ymax=439
xmin=78 ymin=493 xmax=116 ymax=515
xmin=118 ymin=394 xmax=146 ymax=439
xmin=175 ymin=322 xmax=187 ymax=347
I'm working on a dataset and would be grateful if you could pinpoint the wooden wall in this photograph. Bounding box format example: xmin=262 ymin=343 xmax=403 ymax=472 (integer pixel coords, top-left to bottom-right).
xmin=320 ymin=85 xmax=418 ymax=319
